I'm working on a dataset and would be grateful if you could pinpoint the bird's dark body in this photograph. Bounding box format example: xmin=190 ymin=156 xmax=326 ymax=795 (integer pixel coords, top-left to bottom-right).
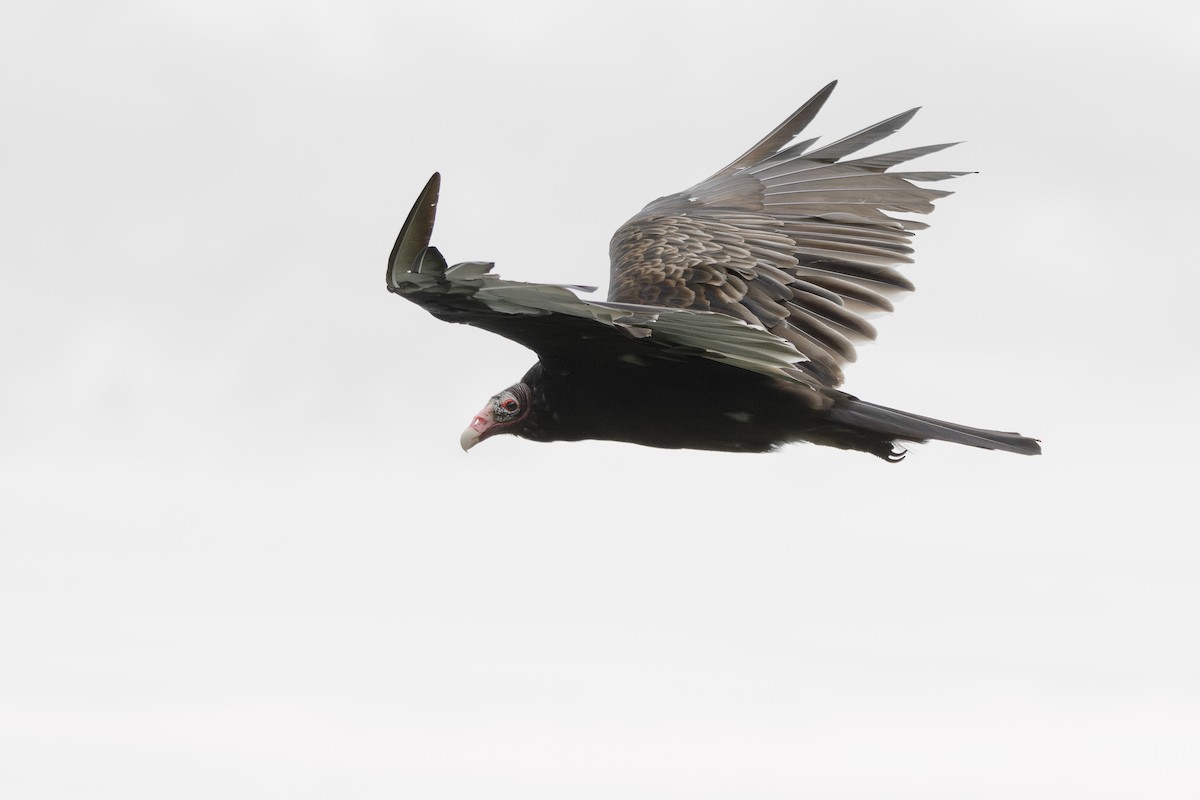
xmin=518 ymin=358 xmax=815 ymax=452
xmin=387 ymin=82 xmax=1041 ymax=460
xmin=515 ymin=358 xmax=890 ymax=457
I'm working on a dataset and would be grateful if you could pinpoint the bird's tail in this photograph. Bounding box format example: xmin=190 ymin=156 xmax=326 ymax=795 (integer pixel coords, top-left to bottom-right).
xmin=826 ymin=396 xmax=1041 ymax=458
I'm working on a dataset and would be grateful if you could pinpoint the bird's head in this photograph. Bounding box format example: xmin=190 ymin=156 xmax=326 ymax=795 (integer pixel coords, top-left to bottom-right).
xmin=460 ymin=382 xmax=534 ymax=451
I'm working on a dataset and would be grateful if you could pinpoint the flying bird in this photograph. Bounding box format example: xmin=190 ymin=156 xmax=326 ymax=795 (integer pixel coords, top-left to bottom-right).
xmin=387 ymin=81 xmax=1040 ymax=461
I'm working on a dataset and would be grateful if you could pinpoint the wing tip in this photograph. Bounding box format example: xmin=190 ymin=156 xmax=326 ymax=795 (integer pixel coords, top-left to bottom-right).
xmin=707 ymin=79 xmax=842 ymax=179
xmin=388 ymin=172 xmax=443 ymax=287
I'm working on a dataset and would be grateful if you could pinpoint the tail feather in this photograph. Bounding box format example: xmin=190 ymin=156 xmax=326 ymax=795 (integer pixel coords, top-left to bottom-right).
xmin=828 ymin=397 xmax=1041 ymax=456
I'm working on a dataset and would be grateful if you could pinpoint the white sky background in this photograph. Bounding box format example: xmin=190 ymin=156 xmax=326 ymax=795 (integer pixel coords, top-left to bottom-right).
xmin=2 ymin=0 xmax=1198 ymax=797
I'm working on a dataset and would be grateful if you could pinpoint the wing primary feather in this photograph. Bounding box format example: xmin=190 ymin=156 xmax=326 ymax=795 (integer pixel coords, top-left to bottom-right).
xmin=761 ymin=136 xmax=821 ymax=165
xmin=783 ymin=219 xmax=915 ymax=247
xmin=740 ymin=291 xmax=788 ymax=328
xmin=769 ymin=322 xmax=846 ymax=381
xmin=748 ymin=267 xmax=797 ymax=300
xmin=802 ymin=108 xmax=920 ymax=163
xmin=416 ymin=246 xmax=449 ymax=276
xmin=780 ymin=309 xmax=857 ymax=361
xmin=889 ymin=170 xmax=973 ymax=182
xmin=843 ymin=142 xmax=961 ymax=171
xmin=785 ymin=294 xmax=878 ymax=341
xmin=788 ymin=278 xmax=846 ymax=306
xmin=706 ymin=81 xmax=838 ymax=179
xmin=797 ymin=274 xmax=897 ymax=312
xmin=786 ymin=233 xmax=914 ymax=260
xmin=793 ymin=261 xmax=915 ymax=293
xmin=388 ymin=172 xmax=441 ymax=288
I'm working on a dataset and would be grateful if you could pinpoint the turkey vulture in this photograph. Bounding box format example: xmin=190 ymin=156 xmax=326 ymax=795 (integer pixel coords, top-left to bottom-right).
xmin=387 ymin=81 xmax=1040 ymax=461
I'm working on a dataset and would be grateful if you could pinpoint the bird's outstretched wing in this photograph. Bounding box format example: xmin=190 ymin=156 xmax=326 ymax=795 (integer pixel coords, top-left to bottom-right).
xmin=387 ymin=173 xmax=812 ymax=382
xmin=608 ymin=80 xmax=967 ymax=387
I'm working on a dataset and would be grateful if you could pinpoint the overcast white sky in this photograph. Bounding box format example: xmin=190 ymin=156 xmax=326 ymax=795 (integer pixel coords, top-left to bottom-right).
xmin=2 ymin=1 xmax=1198 ymax=797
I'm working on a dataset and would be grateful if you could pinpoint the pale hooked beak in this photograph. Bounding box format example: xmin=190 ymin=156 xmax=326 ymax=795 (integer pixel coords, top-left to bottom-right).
xmin=459 ymin=406 xmax=494 ymax=452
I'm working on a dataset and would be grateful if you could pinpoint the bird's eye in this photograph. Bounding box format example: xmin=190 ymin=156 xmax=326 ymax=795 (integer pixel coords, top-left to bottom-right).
xmin=501 ymin=398 xmax=520 ymax=413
